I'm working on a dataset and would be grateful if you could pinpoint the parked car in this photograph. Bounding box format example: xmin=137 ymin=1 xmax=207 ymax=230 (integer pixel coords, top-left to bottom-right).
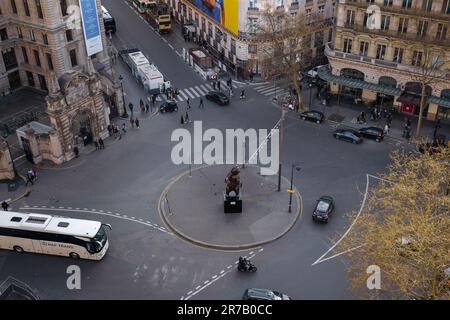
xmin=299 ymin=110 xmax=324 ymax=124
xmin=358 ymin=127 xmax=384 ymax=142
xmin=159 ymin=101 xmax=178 ymax=113
xmin=243 ymin=288 xmax=291 ymax=300
xmin=312 ymin=196 xmax=335 ymax=223
xmin=205 ymin=91 xmax=229 ymax=105
xmin=333 ymin=129 xmax=363 ymax=144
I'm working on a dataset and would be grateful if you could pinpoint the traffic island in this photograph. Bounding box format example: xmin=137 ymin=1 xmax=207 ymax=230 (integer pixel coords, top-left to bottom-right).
xmin=158 ymin=164 xmax=302 ymax=250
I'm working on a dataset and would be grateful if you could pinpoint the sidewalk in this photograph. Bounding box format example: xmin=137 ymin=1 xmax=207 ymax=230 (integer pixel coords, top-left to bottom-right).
xmin=303 ymin=86 xmax=450 ymax=143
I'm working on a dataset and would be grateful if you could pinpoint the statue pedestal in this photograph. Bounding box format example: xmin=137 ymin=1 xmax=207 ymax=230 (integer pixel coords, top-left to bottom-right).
xmin=224 ymin=193 xmax=242 ymax=214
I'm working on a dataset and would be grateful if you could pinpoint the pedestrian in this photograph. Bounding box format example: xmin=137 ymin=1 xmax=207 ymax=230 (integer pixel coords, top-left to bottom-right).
xmin=122 ymin=122 xmax=127 ymax=133
xmin=185 ymin=111 xmax=189 ymax=123
xmin=130 ymin=117 xmax=135 ymax=128
xmin=140 ymin=99 xmax=144 ymax=111
xmin=135 ymin=118 xmax=140 ymax=129
xmin=229 ymin=87 xmax=233 ymax=97
xmin=384 ymin=123 xmax=389 ymax=135
xmin=152 ymin=94 xmax=157 ymax=106
xmin=187 ymin=98 xmax=191 ymax=109
xmin=74 ymin=146 xmax=79 ymax=158
xmin=217 ymin=81 xmax=221 ymax=91
xmin=25 ymin=170 xmax=34 ymax=186
xmin=146 ymin=103 xmax=150 ymax=113
xmin=99 ymin=137 xmax=105 ymax=149
xmin=212 ymin=81 xmax=216 ymax=90
xmin=1 ymin=201 xmax=9 ymax=211
xmin=107 ymin=124 xmax=112 ymax=136
xmin=94 ymin=140 xmax=99 ymax=150
xmin=180 ymin=114 xmax=185 ymax=125
xmin=240 ymin=89 xmax=245 ymax=99
xmin=199 ymin=97 xmax=204 ymax=108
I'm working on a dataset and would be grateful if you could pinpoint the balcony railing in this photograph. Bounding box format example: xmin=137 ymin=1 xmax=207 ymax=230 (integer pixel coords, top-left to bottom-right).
xmin=349 ymin=0 xmax=450 ymax=21
xmin=341 ymin=24 xmax=450 ymax=48
xmin=325 ymin=42 xmax=449 ymax=78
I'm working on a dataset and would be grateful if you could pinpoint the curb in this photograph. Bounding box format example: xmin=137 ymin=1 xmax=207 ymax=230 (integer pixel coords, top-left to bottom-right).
xmin=9 ymin=174 xmax=31 ymax=204
xmin=157 ymin=165 xmax=303 ymax=251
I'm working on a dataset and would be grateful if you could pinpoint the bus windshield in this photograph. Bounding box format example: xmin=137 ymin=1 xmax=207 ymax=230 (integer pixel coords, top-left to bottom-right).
xmin=86 ymin=226 xmax=107 ymax=253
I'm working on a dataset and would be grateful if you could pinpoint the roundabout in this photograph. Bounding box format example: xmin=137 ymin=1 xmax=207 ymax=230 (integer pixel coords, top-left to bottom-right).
xmin=158 ymin=164 xmax=303 ymax=250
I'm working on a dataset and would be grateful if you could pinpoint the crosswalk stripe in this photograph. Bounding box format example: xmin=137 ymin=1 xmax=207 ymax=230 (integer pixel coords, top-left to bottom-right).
xmin=187 ymin=87 xmax=201 ymax=98
xmin=200 ymin=84 xmax=210 ymax=93
xmin=179 ymin=90 xmax=189 ymax=100
xmin=177 ymin=95 xmax=184 ymax=102
xmin=254 ymin=84 xmax=273 ymax=90
xmin=260 ymin=87 xmax=281 ymax=95
xmin=204 ymin=83 xmax=213 ymax=91
xmin=195 ymin=85 xmax=207 ymax=95
xmin=182 ymin=88 xmax=195 ymax=99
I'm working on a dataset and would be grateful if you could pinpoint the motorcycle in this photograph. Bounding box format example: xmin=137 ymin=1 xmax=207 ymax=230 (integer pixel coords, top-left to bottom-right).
xmin=237 ymin=258 xmax=257 ymax=272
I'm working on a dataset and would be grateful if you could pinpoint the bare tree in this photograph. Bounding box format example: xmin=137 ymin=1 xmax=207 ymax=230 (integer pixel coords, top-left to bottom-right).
xmin=335 ymin=147 xmax=450 ymax=299
xmin=253 ymin=7 xmax=330 ymax=110
xmin=407 ymin=46 xmax=449 ymax=138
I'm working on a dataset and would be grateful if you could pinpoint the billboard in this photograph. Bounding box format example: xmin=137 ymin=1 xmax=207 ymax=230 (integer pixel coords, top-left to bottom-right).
xmin=78 ymin=0 xmax=103 ymax=56
xmin=189 ymin=0 xmax=238 ymax=36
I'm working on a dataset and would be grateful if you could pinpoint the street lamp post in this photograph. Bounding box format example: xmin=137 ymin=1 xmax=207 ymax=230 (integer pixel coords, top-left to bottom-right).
xmin=288 ymin=164 xmax=301 ymax=213
xmin=118 ymin=75 xmax=129 ymax=118
xmin=308 ymin=83 xmax=313 ymax=110
xmin=277 ymin=107 xmax=286 ymax=192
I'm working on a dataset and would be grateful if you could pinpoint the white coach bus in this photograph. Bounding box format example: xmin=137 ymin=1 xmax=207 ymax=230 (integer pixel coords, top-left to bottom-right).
xmin=0 ymin=212 xmax=111 ymax=260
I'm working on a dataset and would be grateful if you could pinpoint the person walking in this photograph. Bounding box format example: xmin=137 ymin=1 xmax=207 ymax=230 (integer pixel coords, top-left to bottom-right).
xmin=130 ymin=117 xmax=135 ymax=128
xmin=180 ymin=114 xmax=185 ymax=125
xmin=94 ymin=140 xmax=99 ymax=150
xmin=199 ymin=97 xmax=204 ymax=108
xmin=145 ymin=103 xmax=150 ymax=113
xmin=185 ymin=111 xmax=189 ymax=123
xmin=217 ymin=81 xmax=221 ymax=91
xmin=140 ymin=99 xmax=145 ymax=113
xmin=384 ymin=123 xmax=389 ymax=135
xmin=240 ymin=89 xmax=245 ymax=99
xmin=186 ymin=98 xmax=191 ymax=109
xmin=74 ymin=146 xmax=79 ymax=158
xmin=25 ymin=170 xmax=34 ymax=186
xmin=212 ymin=81 xmax=216 ymax=90
xmin=99 ymin=137 xmax=105 ymax=149
xmin=122 ymin=122 xmax=127 ymax=134
xmin=2 ymin=201 xmax=9 ymax=211
xmin=135 ymin=118 xmax=140 ymax=129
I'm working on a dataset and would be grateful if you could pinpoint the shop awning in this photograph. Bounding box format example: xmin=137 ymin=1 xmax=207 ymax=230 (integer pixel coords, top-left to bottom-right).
xmin=429 ymin=96 xmax=450 ymax=108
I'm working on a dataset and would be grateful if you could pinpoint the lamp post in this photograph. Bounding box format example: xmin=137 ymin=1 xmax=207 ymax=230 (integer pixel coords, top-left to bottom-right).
xmin=308 ymin=83 xmax=313 ymax=110
xmin=288 ymin=164 xmax=301 ymax=213
xmin=277 ymin=107 xmax=286 ymax=192
xmin=118 ymin=75 xmax=129 ymax=118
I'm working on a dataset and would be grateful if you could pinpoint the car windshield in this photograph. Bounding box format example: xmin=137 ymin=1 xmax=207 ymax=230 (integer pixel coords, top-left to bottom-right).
xmin=317 ymin=201 xmax=330 ymax=212
xmin=86 ymin=226 xmax=107 ymax=253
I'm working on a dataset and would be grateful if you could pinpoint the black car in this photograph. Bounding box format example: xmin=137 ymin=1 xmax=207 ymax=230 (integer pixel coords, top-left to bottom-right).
xmin=243 ymin=288 xmax=291 ymax=300
xmin=333 ymin=129 xmax=363 ymax=144
xmin=159 ymin=101 xmax=178 ymax=113
xmin=299 ymin=110 xmax=324 ymax=124
xmin=312 ymin=196 xmax=334 ymax=223
xmin=205 ymin=91 xmax=229 ymax=105
xmin=358 ymin=127 xmax=384 ymax=142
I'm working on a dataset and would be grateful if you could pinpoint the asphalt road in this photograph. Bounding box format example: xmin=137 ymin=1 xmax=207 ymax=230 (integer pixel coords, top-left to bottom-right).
xmin=0 ymin=0 xmax=413 ymax=300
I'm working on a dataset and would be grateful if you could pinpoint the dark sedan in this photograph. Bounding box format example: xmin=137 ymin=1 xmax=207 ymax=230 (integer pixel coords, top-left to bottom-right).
xmin=205 ymin=91 xmax=229 ymax=105
xmin=312 ymin=196 xmax=335 ymax=223
xmin=333 ymin=129 xmax=363 ymax=144
xmin=159 ymin=101 xmax=178 ymax=113
xmin=299 ymin=110 xmax=324 ymax=124
xmin=358 ymin=127 xmax=384 ymax=142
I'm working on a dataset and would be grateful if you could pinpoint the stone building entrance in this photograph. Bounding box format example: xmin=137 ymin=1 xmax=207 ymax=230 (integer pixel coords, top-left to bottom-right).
xmin=72 ymin=110 xmax=93 ymax=146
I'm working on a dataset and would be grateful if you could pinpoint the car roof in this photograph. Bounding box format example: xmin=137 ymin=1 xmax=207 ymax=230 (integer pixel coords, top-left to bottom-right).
xmin=245 ymin=288 xmax=274 ymax=298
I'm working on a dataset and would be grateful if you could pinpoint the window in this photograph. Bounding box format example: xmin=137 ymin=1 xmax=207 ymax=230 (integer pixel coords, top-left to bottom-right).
xmin=346 ymin=10 xmax=355 ymax=26
xmin=42 ymin=33 xmax=48 ymax=45
xmin=443 ymin=0 xmax=450 ymax=14
xmin=33 ymin=49 xmax=41 ymax=67
xmin=26 ymin=216 xmax=46 ymax=224
xmin=248 ymin=18 xmax=258 ymax=33
xmin=57 ymin=222 xmax=70 ymax=228
xmin=36 ymin=0 xmax=44 ymax=19
xmin=318 ymin=5 xmax=325 ymax=13
xmin=436 ymin=23 xmax=447 ymax=40
xmin=359 ymin=41 xmax=369 ymax=57
xmin=23 ymin=0 xmax=30 ymax=16
xmin=30 ymin=30 xmax=35 ymax=41
xmin=26 ymin=71 xmax=35 ymax=86
xmin=363 ymin=13 xmax=369 ymax=28
xmin=376 ymin=44 xmax=387 ymax=60
xmin=2 ymin=48 xmax=18 ymax=70
xmin=17 ymin=27 xmax=23 ymax=39
xmin=60 ymin=0 xmax=68 ymax=16
xmin=248 ymin=44 xmax=257 ymax=54
xmin=10 ymin=0 xmax=18 ymax=14
xmin=10 ymin=217 xmax=22 ymax=222
xmin=38 ymin=74 xmax=47 ymax=91
xmin=422 ymin=0 xmax=432 ymax=11
xmin=343 ymin=38 xmax=353 ymax=53
xmin=402 ymin=0 xmax=412 ymax=8
xmin=22 ymin=47 xmax=28 ymax=63
xmin=398 ymin=18 xmax=408 ymax=33
xmin=69 ymin=48 xmax=77 ymax=67
xmin=384 ymin=0 xmax=393 ymax=6
xmin=366 ymin=0 xmax=375 ymax=3
xmin=0 ymin=29 xmax=7 ymax=41
xmin=46 ymin=53 xmax=53 ymax=70
xmin=417 ymin=21 xmax=428 ymax=37
xmin=393 ymin=47 xmax=404 ymax=63
xmin=381 ymin=15 xmax=390 ymax=30
xmin=315 ymin=31 xmax=324 ymax=47
xmin=359 ymin=41 xmax=369 ymax=56
xmin=66 ymin=29 xmax=73 ymax=42
xmin=412 ymin=50 xmax=423 ymax=66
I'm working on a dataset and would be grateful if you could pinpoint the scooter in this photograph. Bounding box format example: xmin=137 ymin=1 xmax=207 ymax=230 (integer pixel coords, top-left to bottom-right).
xmin=237 ymin=258 xmax=257 ymax=272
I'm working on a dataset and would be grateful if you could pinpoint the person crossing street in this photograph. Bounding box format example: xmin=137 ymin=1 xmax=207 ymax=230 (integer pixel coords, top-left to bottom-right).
xmin=199 ymin=97 xmax=204 ymax=108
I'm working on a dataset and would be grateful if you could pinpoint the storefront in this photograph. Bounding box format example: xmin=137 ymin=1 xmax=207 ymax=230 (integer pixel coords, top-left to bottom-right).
xmin=436 ymin=89 xmax=450 ymax=123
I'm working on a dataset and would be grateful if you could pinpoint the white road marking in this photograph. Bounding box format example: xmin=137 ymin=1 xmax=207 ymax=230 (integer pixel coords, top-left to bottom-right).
xmin=204 ymin=83 xmax=213 ymax=91
xmin=178 ymin=90 xmax=189 ymax=100
xmin=168 ymin=44 xmax=174 ymax=50
xmin=186 ymin=87 xmax=200 ymax=98
xmin=19 ymin=207 xmax=171 ymax=234
xmin=195 ymin=85 xmax=207 ymax=95
xmin=200 ymin=84 xmax=210 ymax=92
xmin=182 ymin=89 xmax=195 ymax=99
xmin=311 ymin=174 xmax=371 ymax=266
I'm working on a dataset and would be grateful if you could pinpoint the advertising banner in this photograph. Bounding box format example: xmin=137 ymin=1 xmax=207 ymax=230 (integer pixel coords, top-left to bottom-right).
xmin=78 ymin=0 xmax=103 ymax=56
xmin=189 ymin=0 xmax=238 ymax=36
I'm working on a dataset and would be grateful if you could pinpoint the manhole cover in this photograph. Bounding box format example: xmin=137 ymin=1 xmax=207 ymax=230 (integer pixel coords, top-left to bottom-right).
xmin=328 ymin=114 xmax=345 ymax=123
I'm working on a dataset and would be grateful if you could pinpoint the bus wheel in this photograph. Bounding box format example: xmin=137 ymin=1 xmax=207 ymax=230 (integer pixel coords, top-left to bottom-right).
xmin=69 ymin=252 xmax=80 ymax=259
xmin=13 ymin=246 xmax=24 ymax=253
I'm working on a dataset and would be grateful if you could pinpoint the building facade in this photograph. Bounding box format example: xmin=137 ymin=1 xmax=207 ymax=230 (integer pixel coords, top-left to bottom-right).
xmin=0 ymin=0 xmax=124 ymax=164
xmin=165 ymin=0 xmax=336 ymax=79
xmin=321 ymin=0 xmax=450 ymax=121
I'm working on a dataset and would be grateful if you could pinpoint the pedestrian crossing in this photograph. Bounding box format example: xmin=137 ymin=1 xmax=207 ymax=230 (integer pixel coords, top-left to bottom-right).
xmin=251 ymin=83 xmax=289 ymax=97
xmin=169 ymin=80 xmax=243 ymax=103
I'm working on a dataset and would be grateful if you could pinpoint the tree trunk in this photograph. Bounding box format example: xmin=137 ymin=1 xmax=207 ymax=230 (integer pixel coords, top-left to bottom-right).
xmin=415 ymin=83 xmax=427 ymax=138
xmin=291 ymin=73 xmax=303 ymax=112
